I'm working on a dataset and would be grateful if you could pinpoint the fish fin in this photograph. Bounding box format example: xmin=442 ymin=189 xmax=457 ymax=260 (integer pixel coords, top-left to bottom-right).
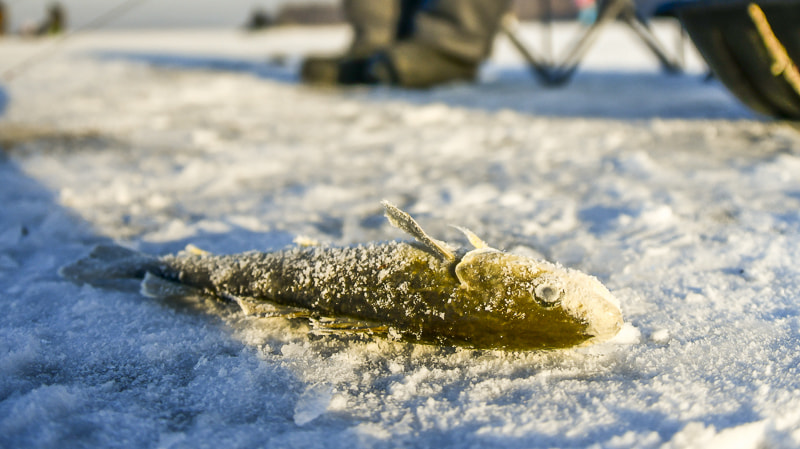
xmin=141 ymin=271 xmax=202 ymax=299
xmin=381 ymin=201 xmax=456 ymax=262
xmin=87 ymin=244 xmax=140 ymax=260
xmin=309 ymin=316 xmax=389 ymax=335
xmin=184 ymin=244 xmax=211 ymax=256
xmin=60 ymin=244 xmax=156 ymax=284
xmin=293 ymin=235 xmax=320 ymax=247
xmin=228 ymin=294 xmax=310 ymax=318
xmin=452 ymin=225 xmax=489 ymax=249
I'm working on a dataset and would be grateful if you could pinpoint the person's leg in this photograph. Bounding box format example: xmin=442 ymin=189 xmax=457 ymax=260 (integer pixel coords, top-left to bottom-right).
xmin=415 ymin=0 xmax=511 ymax=62
xmin=375 ymin=0 xmax=512 ymax=87
xmin=301 ymin=0 xmax=399 ymax=85
xmin=396 ymin=0 xmax=425 ymax=41
xmin=302 ymin=0 xmax=511 ymax=88
xmin=344 ymin=0 xmax=400 ymax=57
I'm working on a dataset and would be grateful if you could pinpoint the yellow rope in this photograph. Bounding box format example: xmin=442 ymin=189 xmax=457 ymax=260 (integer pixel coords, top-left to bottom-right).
xmin=748 ymin=2 xmax=800 ymax=96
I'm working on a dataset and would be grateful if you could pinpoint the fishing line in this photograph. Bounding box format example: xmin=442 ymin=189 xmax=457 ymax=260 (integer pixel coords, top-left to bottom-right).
xmin=1 ymin=0 xmax=149 ymax=82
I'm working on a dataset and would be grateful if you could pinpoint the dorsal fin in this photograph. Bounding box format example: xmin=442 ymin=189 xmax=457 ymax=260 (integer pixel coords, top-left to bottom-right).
xmin=452 ymin=226 xmax=489 ymax=249
xmin=381 ymin=201 xmax=456 ymax=262
xmin=293 ymin=235 xmax=320 ymax=247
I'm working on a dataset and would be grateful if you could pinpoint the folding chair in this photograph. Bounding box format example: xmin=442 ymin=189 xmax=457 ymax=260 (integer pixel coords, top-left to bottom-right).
xmin=501 ymin=0 xmax=685 ymax=85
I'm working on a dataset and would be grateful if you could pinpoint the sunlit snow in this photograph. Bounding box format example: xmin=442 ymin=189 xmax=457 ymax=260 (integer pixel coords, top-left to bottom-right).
xmin=1 ymin=23 xmax=799 ymax=449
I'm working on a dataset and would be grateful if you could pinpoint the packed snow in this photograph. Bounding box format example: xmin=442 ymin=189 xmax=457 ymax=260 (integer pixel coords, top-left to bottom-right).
xmin=1 ymin=23 xmax=800 ymax=449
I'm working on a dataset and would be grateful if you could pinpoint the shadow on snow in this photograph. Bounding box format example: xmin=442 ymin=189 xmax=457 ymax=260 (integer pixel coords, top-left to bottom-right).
xmin=94 ymin=50 xmax=298 ymax=84
xmin=0 ymin=155 xmax=304 ymax=447
xmin=0 ymin=83 xmax=8 ymax=117
xmin=92 ymin=50 xmax=757 ymax=121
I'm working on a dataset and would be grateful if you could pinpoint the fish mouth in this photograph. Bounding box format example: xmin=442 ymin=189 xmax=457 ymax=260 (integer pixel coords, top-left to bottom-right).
xmin=559 ymin=271 xmax=624 ymax=343
xmin=585 ymin=302 xmax=624 ymax=343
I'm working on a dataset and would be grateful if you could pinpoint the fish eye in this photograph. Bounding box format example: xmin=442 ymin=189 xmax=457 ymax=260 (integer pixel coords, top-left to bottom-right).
xmin=533 ymin=282 xmax=563 ymax=307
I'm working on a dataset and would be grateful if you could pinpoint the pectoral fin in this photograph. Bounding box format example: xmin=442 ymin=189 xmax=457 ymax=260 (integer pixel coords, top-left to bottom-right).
xmin=309 ymin=316 xmax=389 ymax=335
xmin=141 ymin=271 xmax=202 ymax=299
xmin=227 ymin=294 xmax=310 ymax=318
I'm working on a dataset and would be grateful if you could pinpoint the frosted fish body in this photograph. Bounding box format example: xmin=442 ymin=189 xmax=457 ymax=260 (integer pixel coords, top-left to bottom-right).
xmin=62 ymin=203 xmax=623 ymax=350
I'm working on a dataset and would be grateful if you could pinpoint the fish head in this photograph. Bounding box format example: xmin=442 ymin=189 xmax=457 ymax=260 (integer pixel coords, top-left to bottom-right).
xmin=379 ymin=202 xmax=622 ymax=349
xmin=452 ymin=248 xmax=623 ymax=349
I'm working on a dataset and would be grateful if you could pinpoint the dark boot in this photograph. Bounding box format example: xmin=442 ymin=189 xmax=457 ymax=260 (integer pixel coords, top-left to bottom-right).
xmin=369 ymin=41 xmax=479 ymax=88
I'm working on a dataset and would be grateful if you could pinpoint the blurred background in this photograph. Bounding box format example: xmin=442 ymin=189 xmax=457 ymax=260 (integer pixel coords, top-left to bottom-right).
xmin=2 ymin=0 xmax=339 ymax=30
xmin=1 ymin=0 xmax=591 ymax=31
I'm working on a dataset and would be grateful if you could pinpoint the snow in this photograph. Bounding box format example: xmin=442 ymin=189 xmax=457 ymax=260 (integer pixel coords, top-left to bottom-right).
xmin=4 ymin=0 xmax=312 ymax=32
xmin=1 ymin=22 xmax=800 ymax=448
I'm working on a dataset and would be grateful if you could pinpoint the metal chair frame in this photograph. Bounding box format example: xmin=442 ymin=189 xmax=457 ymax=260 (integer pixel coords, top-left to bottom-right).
xmin=501 ymin=0 xmax=685 ymax=85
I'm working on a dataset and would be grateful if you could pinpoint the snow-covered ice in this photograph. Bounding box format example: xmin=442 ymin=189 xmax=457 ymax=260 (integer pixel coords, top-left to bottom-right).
xmin=1 ymin=23 xmax=800 ymax=448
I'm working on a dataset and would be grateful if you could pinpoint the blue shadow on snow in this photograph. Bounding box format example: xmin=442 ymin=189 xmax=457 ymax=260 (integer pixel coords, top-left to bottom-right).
xmin=0 ymin=84 xmax=8 ymax=117
xmin=91 ymin=51 xmax=757 ymax=121
xmin=94 ymin=51 xmax=298 ymax=84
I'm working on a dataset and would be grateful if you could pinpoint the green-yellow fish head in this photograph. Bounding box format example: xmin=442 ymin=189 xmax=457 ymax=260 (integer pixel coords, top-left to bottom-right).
xmin=449 ymin=247 xmax=624 ymax=350
xmin=380 ymin=201 xmax=622 ymax=350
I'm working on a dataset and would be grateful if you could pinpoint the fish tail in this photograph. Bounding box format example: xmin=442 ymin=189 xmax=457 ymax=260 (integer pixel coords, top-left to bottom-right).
xmin=60 ymin=244 xmax=159 ymax=285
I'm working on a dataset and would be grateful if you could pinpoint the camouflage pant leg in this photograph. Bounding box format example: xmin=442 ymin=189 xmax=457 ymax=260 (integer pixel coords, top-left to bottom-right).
xmin=343 ymin=0 xmax=401 ymax=56
xmin=413 ymin=0 xmax=513 ymax=63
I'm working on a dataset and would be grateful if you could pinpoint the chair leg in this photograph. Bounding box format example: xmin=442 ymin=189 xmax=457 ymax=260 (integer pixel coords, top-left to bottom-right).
xmin=499 ymin=14 xmax=555 ymax=84
xmin=548 ymin=0 xmax=631 ymax=83
xmin=623 ymin=15 xmax=683 ymax=73
xmin=501 ymin=0 xmax=684 ymax=86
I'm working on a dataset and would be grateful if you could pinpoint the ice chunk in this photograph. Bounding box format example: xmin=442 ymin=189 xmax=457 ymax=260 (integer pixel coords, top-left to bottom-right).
xmin=650 ymin=328 xmax=671 ymax=344
xmin=293 ymin=383 xmax=333 ymax=426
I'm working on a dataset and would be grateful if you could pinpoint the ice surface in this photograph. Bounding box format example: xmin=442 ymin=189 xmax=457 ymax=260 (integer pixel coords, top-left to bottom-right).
xmin=1 ymin=23 xmax=800 ymax=449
